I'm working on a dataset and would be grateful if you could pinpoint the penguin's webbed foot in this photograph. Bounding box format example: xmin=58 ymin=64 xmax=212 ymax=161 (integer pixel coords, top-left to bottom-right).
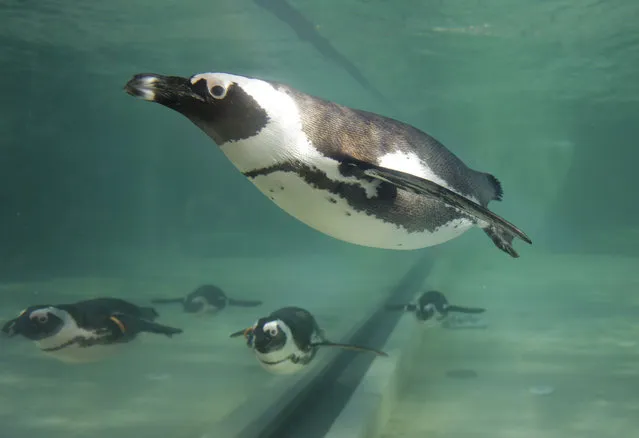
xmin=483 ymin=226 xmax=518 ymax=258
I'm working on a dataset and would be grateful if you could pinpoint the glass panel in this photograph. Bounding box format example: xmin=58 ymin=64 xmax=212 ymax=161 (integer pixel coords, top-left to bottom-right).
xmin=2 ymin=1 xmax=637 ymax=437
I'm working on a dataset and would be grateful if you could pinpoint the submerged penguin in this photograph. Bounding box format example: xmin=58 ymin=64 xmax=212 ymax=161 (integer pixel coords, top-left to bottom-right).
xmin=230 ymin=306 xmax=387 ymax=374
xmin=386 ymin=290 xmax=485 ymax=323
xmin=151 ymin=284 xmax=262 ymax=315
xmin=124 ymin=71 xmax=532 ymax=257
xmin=1 ymin=298 xmax=182 ymax=363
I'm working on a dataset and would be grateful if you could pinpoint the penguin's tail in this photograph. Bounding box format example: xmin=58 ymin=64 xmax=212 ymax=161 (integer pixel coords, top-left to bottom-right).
xmin=446 ymin=305 xmax=486 ymax=314
xmin=228 ymin=298 xmax=263 ymax=307
xmin=480 ymin=173 xmax=504 ymax=204
xmin=151 ymin=298 xmax=184 ymax=305
xmin=311 ymin=341 xmax=388 ymax=357
xmin=384 ymin=304 xmax=417 ymax=312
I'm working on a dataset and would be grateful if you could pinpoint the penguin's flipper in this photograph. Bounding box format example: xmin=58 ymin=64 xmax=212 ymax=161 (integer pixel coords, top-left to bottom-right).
xmin=385 ymin=304 xmax=417 ymax=312
xmin=228 ymin=298 xmax=263 ymax=307
xmin=141 ymin=321 xmax=183 ymax=337
xmin=230 ymin=327 xmax=254 ymax=338
xmin=311 ymin=341 xmax=389 ymax=357
xmin=150 ymin=298 xmax=185 ymax=305
xmin=230 ymin=327 xmax=255 ymax=348
xmin=138 ymin=306 xmax=160 ymax=320
xmin=446 ymin=305 xmax=486 ymax=314
xmin=342 ymin=160 xmax=532 ymax=258
xmin=109 ymin=313 xmax=183 ymax=338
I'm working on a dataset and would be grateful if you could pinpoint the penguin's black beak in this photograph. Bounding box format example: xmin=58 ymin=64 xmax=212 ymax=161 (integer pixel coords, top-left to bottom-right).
xmin=252 ymin=330 xmax=269 ymax=352
xmin=124 ymin=73 xmax=208 ymax=107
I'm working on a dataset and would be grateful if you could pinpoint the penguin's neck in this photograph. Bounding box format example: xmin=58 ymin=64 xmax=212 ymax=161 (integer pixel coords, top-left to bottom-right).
xmin=36 ymin=316 xmax=85 ymax=350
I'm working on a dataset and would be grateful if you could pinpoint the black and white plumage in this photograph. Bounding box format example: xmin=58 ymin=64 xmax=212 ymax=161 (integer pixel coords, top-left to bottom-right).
xmin=124 ymin=72 xmax=532 ymax=257
xmin=1 ymin=298 xmax=182 ymax=363
xmin=230 ymin=306 xmax=387 ymax=374
xmin=386 ymin=290 xmax=486 ymax=324
xmin=151 ymin=284 xmax=262 ymax=315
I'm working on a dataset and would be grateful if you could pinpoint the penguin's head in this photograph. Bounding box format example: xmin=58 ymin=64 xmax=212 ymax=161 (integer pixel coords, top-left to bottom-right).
xmin=1 ymin=306 xmax=67 ymax=340
xmin=184 ymin=285 xmax=228 ymax=314
xmin=124 ymin=72 xmax=271 ymax=145
xmin=251 ymin=318 xmax=288 ymax=354
xmin=182 ymin=296 xmax=206 ymax=314
xmin=415 ymin=302 xmax=436 ymax=321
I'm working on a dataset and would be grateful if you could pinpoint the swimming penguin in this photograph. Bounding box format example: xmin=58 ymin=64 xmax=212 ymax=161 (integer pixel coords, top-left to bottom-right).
xmin=124 ymin=72 xmax=532 ymax=257
xmin=230 ymin=306 xmax=387 ymax=374
xmin=1 ymin=298 xmax=182 ymax=363
xmin=385 ymin=290 xmax=486 ymax=323
xmin=151 ymin=284 xmax=262 ymax=315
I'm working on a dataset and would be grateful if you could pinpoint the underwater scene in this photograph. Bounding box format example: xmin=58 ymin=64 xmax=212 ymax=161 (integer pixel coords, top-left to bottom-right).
xmin=1 ymin=1 xmax=638 ymax=437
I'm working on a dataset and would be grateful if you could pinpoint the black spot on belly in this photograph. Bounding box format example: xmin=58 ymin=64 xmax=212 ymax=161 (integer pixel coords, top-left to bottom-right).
xmin=328 ymin=197 xmax=337 ymax=204
xmin=269 ymin=189 xmax=275 ymax=193
xmin=280 ymin=186 xmax=285 ymax=190
xmin=397 ymin=243 xmax=403 ymax=247
xmin=269 ymin=196 xmax=275 ymax=200
xmin=244 ymin=160 xmax=463 ymax=233
xmin=345 ymin=212 xmax=352 ymax=217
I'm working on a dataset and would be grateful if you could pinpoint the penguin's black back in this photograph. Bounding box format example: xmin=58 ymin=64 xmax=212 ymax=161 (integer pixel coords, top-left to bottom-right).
xmin=269 ymin=307 xmax=319 ymax=349
xmin=282 ymin=85 xmax=502 ymax=207
xmin=187 ymin=285 xmax=228 ymax=308
xmin=418 ymin=291 xmax=448 ymax=311
xmin=63 ymin=298 xmax=159 ymax=329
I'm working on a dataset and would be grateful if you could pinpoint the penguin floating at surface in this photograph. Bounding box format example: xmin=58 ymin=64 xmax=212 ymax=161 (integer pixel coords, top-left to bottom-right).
xmin=386 ymin=290 xmax=486 ymax=324
xmin=1 ymin=298 xmax=182 ymax=364
xmin=151 ymin=284 xmax=262 ymax=315
xmin=230 ymin=306 xmax=388 ymax=374
xmin=124 ymin=71 xmax=532 ymax=257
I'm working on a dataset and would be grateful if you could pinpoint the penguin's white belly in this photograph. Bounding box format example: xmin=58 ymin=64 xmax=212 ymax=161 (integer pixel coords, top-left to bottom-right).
xmin=249 ymin=172 xmax=474 ymax=250
xmin=36 ymin=326 xmax=121 ymax=364
xmin=253 ymin=343 xmax=313 ymax=375
xmin=255 ymin=355 xmax=308 ymax=375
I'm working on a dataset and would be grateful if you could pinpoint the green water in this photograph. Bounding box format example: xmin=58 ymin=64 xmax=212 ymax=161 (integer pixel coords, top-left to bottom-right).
xmin=1 ymin=1 xmax=637 ymax=437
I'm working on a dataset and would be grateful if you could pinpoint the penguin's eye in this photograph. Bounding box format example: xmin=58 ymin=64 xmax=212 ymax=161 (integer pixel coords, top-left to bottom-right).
xmin=267 ymin=327 xmax=278 ymax=337
xmin=210 ymin=85 xmax=227 ymax=99
xmin=35 ymin=314 xmax=48 ymax=324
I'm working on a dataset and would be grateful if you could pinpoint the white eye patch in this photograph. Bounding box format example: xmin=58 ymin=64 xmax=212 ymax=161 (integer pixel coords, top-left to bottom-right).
xmin=190 ymin=73 xmax=234 ymax=99
xmin=29 ymin=308 xmax=51 ymax=323
xmin=423 ymin=303 xmax=436 ymax=313
xmin=29 ymin=307 xmax=67 ymax=324
xmin=263 ymin=321 xmax=279 ymax=337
